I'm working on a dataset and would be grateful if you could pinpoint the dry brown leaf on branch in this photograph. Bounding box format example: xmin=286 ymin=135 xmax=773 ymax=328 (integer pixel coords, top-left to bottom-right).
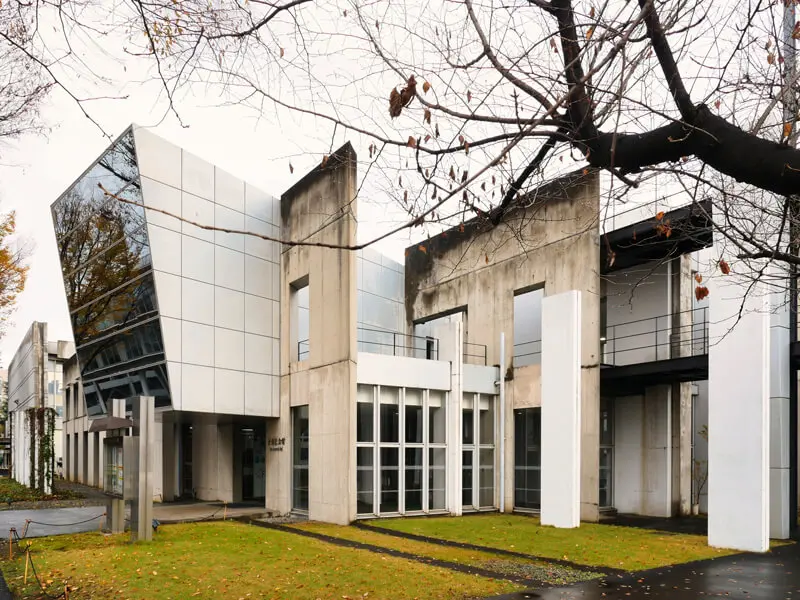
xmin=695 ymin=273 xmax=702 ymax=284
xmin=389 ymin=76 xmax=417 ymax=118
xmin=449 ymin=166 xmax=456 ymax=180
xmin=423 ymin=109 xmax=431 ymax=124
xmin=719 ymin=259 xmax=731 ymax=274
xmin=423 ymin=81 xmax=431 ymax=94
xmin=407 ymin=136 xmax=417 ymax=148
xmin=695 ymin=286 xmax=710 ymax=301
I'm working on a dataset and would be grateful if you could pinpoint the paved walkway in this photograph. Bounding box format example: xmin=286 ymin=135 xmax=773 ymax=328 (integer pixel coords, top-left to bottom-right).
xmin=0 ymin=501 xmax=266 ymax=538
xmin=486 ymin=541 xmax=800 ymax=599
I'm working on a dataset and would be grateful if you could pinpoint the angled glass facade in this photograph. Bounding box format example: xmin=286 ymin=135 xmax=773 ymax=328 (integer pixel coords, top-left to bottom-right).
xmin=52 ymin=130 xmax=170 ymax=416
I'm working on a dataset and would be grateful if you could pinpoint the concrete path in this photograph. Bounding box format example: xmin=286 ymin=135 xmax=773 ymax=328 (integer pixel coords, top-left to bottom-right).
xmin=0 ymin=506 xmax=106 ymax=538
xmin=486 ymin=541 xmax=800 ymax=599
xmin=0 ymin=501 xmax=267 ymax=538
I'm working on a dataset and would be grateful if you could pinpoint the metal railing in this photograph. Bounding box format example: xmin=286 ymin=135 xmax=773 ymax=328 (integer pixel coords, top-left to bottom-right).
xmin=297 ymin=327 xmax=441 ymax=361
xmin=357 ymin=326 xmax=440 ymax=360
xmin=463 ymin=341 xmax=488 ymax=366
xmin=513 ymin=339 xmax=542 ymax=368
xmin=602 ymin=307 xmax=709 ymax=367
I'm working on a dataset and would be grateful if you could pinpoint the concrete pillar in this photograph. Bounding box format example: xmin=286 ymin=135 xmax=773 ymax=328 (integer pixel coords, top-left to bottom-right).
xmin=161 ymin=420 xmax=176 ymax=502
xmin=152 ymin=420 xmax=164 ymax=502
xmin=77 ymin=431 xmax=86 ymax=485
xmin=86 ymin=431 xmax=96 ymax=487
xmin=770 ymin=297 xmax=791 ymax=539
xmin=433 ymin=321 xmax=464 ymax=516
xmin=217 ymin=424 xmax=234 ymax=503
xmin=708 ymin=274 xmax=770 ymax=552
xmin=642 ymin=385 xmax=672 ymax=517
xmin=541 ymin=290 xmax=581 ymax=528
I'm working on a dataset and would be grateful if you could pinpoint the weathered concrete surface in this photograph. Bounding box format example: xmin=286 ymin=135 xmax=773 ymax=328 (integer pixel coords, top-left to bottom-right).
xmin=405 ymin=170 xmax=601 ymax=520
xmin=483 ymin=541 xmax=800 ymax=599
xmin=268 ymin=142 xmax=358 ymax=524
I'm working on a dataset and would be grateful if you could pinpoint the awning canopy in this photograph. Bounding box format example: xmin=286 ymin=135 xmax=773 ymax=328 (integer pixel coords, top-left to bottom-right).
xmin=88 ymin=416 xmax=133 ymax=433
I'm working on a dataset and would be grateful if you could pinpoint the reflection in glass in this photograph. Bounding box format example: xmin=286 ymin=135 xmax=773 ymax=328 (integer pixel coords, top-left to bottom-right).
xmin=292 ymin=405 xmax=310 ymax=511
xmin=51 ymin=130 xmax=171 ymax=413
xmin=380 ymin=448 xmax=399 ymax=513
xmin=514 ymin=408 xmax=542 ymax=510
xmin=356 ymin=447 xmax=374 ymax=514
xmin=405 ymin=448 xmax=423 ymax=511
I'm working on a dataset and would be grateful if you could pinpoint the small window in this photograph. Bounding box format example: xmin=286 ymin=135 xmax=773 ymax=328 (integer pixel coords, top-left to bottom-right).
xmin=291 ymin=276 xmax=310 ymax=362
xmin=513 ymin=287 xmax=543 ymax=367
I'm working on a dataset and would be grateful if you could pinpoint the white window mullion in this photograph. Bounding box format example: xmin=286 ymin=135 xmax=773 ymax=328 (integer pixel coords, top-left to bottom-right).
xmin=374 ymin=385 xmax=380 ymax=516
xmin=399 ymin=387 xmax=406 ymax=515
xmin=422 ymin=389 xmax=429 ymax=513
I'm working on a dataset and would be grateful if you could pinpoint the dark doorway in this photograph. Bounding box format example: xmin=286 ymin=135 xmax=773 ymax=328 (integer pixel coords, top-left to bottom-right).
xmin=181 ymin=423 xmax=193 ymax=498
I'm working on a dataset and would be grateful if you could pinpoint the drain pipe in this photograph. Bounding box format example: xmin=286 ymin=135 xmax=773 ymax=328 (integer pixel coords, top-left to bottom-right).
xmin=498 ymin=332 xmax=506 ymax=513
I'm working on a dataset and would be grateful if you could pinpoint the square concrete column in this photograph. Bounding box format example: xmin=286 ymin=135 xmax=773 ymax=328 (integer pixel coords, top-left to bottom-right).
xmin=770 ymin=298 xmax=791 ymax=539
xmin=541 ymin=290 xmax=581 ymax=528
xmin=708 ymin=275 xmax=770 ymax=552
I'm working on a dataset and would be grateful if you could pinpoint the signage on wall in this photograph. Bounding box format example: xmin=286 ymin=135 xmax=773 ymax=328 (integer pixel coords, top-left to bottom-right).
xmin=268 ymin=437 xmax=286 ymax=452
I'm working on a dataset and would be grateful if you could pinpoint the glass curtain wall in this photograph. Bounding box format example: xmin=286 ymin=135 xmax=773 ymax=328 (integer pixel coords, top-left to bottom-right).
xmin=599 ymin=399 xmax=614 ymax=508
xmin=292 ymin=405 xmax=310 ymax=511
xmin=51 ymin=130 xmax=171 ymax=415
xmin=462 ymin=392 xmax=497 ymax=510
xmin=514 ymin=408 xmax=541 ymax=510
xmin=356 ymin=384 xmax=447 ymax=516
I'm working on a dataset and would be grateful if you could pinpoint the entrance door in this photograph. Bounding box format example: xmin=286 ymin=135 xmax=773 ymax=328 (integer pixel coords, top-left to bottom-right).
xmin=242 ymin=429 xmax=255 ymax=500
xmin=181 ymin=424 xmax=193 ymax=498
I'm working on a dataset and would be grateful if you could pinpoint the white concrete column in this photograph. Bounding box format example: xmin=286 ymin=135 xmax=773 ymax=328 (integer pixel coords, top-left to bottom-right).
xmin=770 ymin=298 xmax=791 ymax=539
xmin=541 ymin=290 xmax=581 ymax=528
xmin=708 ymin=275 xmax=770 ymax=552
xmin=86 ymin=432 xmax=96 ymax=487
xmin=77 ymin=432 xmax=86 ymax=485
xmin=643 ymin=386 xmax=672 ymax=517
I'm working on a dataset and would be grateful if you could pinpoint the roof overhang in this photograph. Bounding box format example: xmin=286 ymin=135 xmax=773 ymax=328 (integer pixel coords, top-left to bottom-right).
xmin=88 ymin=416 xmax=133 ymax=433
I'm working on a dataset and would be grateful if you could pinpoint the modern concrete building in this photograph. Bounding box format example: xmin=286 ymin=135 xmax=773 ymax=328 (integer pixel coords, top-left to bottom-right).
xmin=52 ymin=126 xmax=797 ymax=552
xmin=7 ymin=322 xmax=72 ymax=490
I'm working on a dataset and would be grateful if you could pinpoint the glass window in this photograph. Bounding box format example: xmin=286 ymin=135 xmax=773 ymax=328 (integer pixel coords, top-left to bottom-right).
xmin=514 ymin=408 xmax=542 ymax=510
xmin=429 ymin=391 xmax=446 ymax=444
xmin=357 ymin=401 xmax=374 ymax=443
xmin=462 ymin=450 xmax=473 ymax=507
xmin=599 ymin=399 xmax=614 ymax=508
xmin=405 ymin=404 xmax=423 ymax=444
xmin=292 ymin=405 xmax=310 ymax=511
xmin=405 ymin=448 xmax=423 ymax=511
xmin=462 ymin=408 xmax=474 ymax=445
xmin=380 ymin=404 xmax=399 ymax=444
xmin=479 ymin=398 xmax=494 ymax=445
xmin=479 ymin=448 xmax=495 ymax=508
xmin=356 ymin=447 xmax=374 ymax=514
xmin=429 ymin=448 xmax=446 ymax=510
xmin=380 ymin=448 xmax=399 ymax=513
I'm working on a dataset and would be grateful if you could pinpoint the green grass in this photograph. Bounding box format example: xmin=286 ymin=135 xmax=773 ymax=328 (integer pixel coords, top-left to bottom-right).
xmin=0 ymin=478 xmax=82 ymax=504
xmin=0 ymin=521 xmax=523 ymax=599
xmin=292 ymin=521 xmax=601 ymax=585
xmin=370 ymin=514 xmax=741 ymax=571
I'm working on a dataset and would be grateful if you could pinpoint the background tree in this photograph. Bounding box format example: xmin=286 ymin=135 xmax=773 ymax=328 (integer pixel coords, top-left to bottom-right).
xmin=0 ymin=212 xmax=28 ymax=338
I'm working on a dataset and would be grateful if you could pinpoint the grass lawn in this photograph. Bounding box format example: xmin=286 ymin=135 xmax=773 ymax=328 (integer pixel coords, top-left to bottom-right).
xmin=0 ymin=521 xmax=523 ymax=600
xmin=292 ymin=521 xmax=601 ymax=585
xmin=0 ymin=478 xmax=82 ymax=504
xmin=370 ymin=514 xmax=739 ymax=571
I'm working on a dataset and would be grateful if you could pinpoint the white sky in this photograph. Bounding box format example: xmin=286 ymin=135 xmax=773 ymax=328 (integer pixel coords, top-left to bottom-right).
xmin=0 ymin=75 xmax=416 ymax=366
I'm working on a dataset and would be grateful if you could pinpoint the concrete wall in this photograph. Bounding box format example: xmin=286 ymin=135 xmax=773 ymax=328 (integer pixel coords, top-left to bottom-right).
xmin=132 ymin=126 xmax=281 ymax=418
xmin=405 ymin=170 xmax=602 ymax=521
xmin=267 ymin=143 xmax=358 ymax=524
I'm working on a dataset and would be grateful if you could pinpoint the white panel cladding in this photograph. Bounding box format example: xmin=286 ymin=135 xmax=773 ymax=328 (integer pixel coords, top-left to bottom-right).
xmin=215 ymin=287 xmax=245 ymax=331
xmin=215 ymin=245 xmax=245 ymax=291
xmin=167 ymin=362 xmax=182 ymax=410
xmin=182 ymin=321 xmax=214 ymax=366
xmin=540 ymin=290 xmax=581 ymax=528
xmin=215 ymin=203 xmax=245 ymax=252
xmin=182 ymin=191 xmax=214 ymax=242
xmin=214 ymin=167 xmax=245 ymax=213
xmin=244 ymin=254 xmax=274 ymax=299
xmin=131 ymin=128 xmax=280 ymax=418
xmin=183 ymin=364 xmax=214 ymax=413
xmin=153 ymin=271 xmax=181 ymax=319
xmin=132 ymin=127 xmax=181 ymax=188
xmin=463 ymin=364 xmax=498 ymax=394
xmin=244 ymin=216 xmax=272 ymax=261
xmin=244 ymin=294 xmax=273 ymax=337
xmin=214 ymin=328 xmax=244 ymax=370
xmin=182 ymin=150 xmax=214 ymax=200
xmin=148 ymin=225 xmax=182 ymax=276
xmin=245 ymin=182 xmax=275 ymax=224
xmin=214 ymin=368 xmax=245 ymax=413
xmin=182 ymin=279 xmax=215 ymax=324
xmin=160 ymin=316 xmax=182 ymax=363
xmin=708 ymin=272 xmax=770 ymax=552
xmin=356 ymin=353 xmax=451 ymax=390
xmin=244 ymin=333 xmax=271 ymax=374
xmin=182 ymin=236 xmax=214 ymax=284
xmin=245 ymin=372 xmax=273 ymax=417
xmin=141 ymin=177 xmax=181 ymax=232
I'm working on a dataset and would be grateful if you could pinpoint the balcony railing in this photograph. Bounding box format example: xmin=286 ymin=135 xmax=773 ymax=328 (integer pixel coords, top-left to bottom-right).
xmin=602 ymin=307 xmax=709 ymax=367
xmin=463 ymin=341 xmax=488 ymax=366
xmin=297 ymin=327 xmax=441 ymax=361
